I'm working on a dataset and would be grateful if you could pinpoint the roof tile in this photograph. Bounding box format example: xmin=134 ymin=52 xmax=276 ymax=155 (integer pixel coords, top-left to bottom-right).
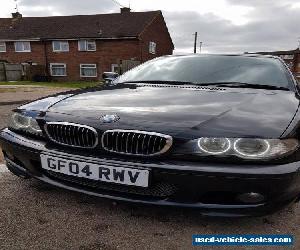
xmin=0 ymin=11 xmax=160 ymax=40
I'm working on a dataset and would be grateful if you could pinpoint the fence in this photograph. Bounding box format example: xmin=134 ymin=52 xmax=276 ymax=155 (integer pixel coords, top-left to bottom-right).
xmin=0 ymin=63 xmax=5 ymax=81
xmin=121 ymin=60 xmax=140 ymax=73
xmin=0 ymin=63 xmax=23 ymax=81
xmin=0 ymin=63 xmax=46 ymax=82
xmin=116 ymin=59 xmax=140 ymax=74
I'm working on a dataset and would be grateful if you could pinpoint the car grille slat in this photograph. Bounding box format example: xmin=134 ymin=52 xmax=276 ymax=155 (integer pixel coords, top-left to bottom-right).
xmin=120 ymin=132 xmax=124 ymax=152
xmin=105 ymin=132 xmax=109 ymax=150
xmin=58 ymin=125 xmax=62 ymax=143
xmin=71 ymin=126 xmax=76 ymax=146
xmin=55 ymin=125 xmax=59 ymax=142
xmin=73 ymin=126 xmax=78 ymax=146
xmin=82 ymin=128 xmax=86 ymax=147
xmin=152 ymin=136 xmax=158 ymax=155
xmin=82 ymin=128 xmax=86 ymax=146
xmin=116 ymin=132 xmax=120 ymax=152
xmin=63 ymin=125 xmax=67 ymax=144
xmin=80 ymin=127 xmax=85 ymax=147
xmin=130 ymin=133 xmax=135 ymax=153
xmin=110 ymin=132 xmax=115 ymax=151
xmin=102 ymin=130 xmax=173 ymax=156
xmin=141 ymin=134 xmax=146 ymax=154
xmin=136 ymin=134 xmax=142 ymax=154
xmin=125 ymin=132 xmax=130 ymax=153
xmin=84 ymin=128 xmax=89 ymax=147
xmin=66 ymin=126 xmax=70 ymax=145
xmin=68 ymin=126 xmax=72 ymax=145
xmin=45 ymin=122 xmax=98 ymax=148
xmin=146 ymin=135 xmax=152 ymax=155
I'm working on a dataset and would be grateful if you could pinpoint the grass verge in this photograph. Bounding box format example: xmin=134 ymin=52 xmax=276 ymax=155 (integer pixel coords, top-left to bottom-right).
xmin=0 ymin=81 xmax=102 ymax=89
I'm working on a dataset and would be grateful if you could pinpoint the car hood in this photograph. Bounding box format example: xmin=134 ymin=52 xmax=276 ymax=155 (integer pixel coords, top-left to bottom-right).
xmin=25 ymin=84 xmax=300 ymax=139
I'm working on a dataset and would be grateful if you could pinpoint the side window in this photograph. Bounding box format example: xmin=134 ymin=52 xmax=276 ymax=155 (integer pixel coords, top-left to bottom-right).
xmin=80 ymin=64 xmax=97 ymax=77
xmin=78 ymin=40 xmax=96 ymax=51
xmin=50 ymin=63 xmax=67 ymax=76
xmin=149 ymin=41 xmax=156 ymax=54
xmin=52 ymin=41 xmax=69 ymax=52
xmin=0 ymin=42 xmax=6 ymax=52
xmin=15 ymin=41 xmax=31 ymax=52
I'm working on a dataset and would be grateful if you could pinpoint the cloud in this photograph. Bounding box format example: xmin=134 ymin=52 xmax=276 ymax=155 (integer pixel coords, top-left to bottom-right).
xmin=225 ymin=0 xmax=296 ymax=7
xmin=11 ymin=0 xmax=300 ymax=53
xmin=165 ymin=0 xmax=300 ymax=53
xmin=19 ymin=0 xmax=118 ymax=16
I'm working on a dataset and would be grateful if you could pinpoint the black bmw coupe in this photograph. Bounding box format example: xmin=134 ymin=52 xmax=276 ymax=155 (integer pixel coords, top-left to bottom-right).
xmin=1 ymin=54 xmax=300 ymax=217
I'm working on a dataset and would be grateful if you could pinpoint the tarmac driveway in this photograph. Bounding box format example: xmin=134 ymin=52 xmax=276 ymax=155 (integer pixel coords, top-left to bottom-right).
xmin=0 ymin=85 xmax=299 ymax=250
xmin=0 ymin=85 xmax=72 ymax=163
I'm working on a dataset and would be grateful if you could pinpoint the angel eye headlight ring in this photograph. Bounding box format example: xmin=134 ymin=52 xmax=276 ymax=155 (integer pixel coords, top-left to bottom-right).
xmin=233 ymin=138 xmax=270 ymax=157
xmin=198 ymin=137 xmax=231 ymax=155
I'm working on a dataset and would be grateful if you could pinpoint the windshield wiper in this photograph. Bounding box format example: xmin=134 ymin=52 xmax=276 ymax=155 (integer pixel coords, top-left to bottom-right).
xmin=120 ymin=80 xmax=290 ymax=91
xmin=197 ymin=82 xmax=290 ymax=91
xmin=120 ymin=80 xmax=200 ymax=86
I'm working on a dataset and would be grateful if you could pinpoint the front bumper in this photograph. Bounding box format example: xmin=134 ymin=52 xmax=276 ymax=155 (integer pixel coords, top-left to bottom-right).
xmin=1 ymin=128 xmax=300 ymax=217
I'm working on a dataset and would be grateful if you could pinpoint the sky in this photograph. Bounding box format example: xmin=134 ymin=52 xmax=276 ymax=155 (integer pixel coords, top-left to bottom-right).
xmin=0 ymin=0 xmax=299 ymax=54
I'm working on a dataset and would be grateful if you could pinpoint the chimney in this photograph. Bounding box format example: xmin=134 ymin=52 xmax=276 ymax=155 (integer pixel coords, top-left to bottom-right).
xmin=11 ymin=12 xmax=22 ymax=19
xmin=120 ymin=7 xmax=131 ymax=14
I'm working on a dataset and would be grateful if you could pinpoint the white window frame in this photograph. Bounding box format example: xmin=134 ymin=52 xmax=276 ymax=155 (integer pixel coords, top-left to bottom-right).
xmin=80 ymin=64 xmax=97 ymax=77
xmin=0 ymin=42 xmax=6 ymax=52
xmin=52 ymin=41 xmax=69 ymax=52
xmin=78 ymin=40 xmax=96 ymax=51
xmin=50 ymin=63 xmax=67 ymax=77
xmin=149 ymin=41 xmax=156 ymax=54
xmin=15 ymin=41 xmax=31 ymax=52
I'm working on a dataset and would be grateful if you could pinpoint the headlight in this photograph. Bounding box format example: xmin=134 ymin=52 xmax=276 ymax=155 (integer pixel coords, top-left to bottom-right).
xmin=198 ymin=138 xmax=231 ymax=155
xmin=233 ymin=138 xmax=270 ymax=157
xmin=175 ymin=137 xmax=299 ymax=160
xmin=9 ymin=112 xmax=43 ymax=136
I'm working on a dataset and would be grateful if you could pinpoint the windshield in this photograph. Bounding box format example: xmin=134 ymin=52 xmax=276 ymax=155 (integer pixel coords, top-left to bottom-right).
xmin=115 ymin=55 xmax=293 ymax=89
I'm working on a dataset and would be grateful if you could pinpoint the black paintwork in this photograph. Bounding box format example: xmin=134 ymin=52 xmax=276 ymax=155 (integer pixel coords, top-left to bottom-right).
xmin=2 ymin=54 xmax=300 ymax=217
xmin=48 ymin=84 xmax=300 ymax=139
xmin=18 ymin=83 xmax=300 ymax=139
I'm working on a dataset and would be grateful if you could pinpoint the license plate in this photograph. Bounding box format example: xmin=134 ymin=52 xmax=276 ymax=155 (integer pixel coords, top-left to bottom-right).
xmin=40 ymin=154 xmax=149 ymax=187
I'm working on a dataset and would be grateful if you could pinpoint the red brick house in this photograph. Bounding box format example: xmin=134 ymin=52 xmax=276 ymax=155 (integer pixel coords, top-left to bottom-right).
xmin=0 ymin=8 xmax=174 ymax=81
xmin=253 ymin=48 xmax=300 ymax=80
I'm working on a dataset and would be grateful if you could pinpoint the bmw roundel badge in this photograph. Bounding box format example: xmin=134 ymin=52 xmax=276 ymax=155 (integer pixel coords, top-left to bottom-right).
xmin=100 ymin=114 xmax=120 ymax=123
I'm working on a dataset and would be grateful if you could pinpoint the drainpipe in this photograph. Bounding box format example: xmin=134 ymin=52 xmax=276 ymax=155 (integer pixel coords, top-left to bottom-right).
xmin=3 ymin=63 xmax=7 ymax=81
xmin=139 ymin=39 xmax=144 ymax=62
xmin=42 ymin=39 xmax=49 ymax=78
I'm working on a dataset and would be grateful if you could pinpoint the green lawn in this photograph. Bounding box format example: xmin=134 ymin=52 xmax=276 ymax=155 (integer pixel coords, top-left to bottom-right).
xmin=0 ymin=81 xmax=102 ymax=89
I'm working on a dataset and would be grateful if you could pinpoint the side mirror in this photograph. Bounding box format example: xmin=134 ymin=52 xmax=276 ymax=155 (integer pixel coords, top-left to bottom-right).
xmin=102 ymin=72 xmax=119 ymax=84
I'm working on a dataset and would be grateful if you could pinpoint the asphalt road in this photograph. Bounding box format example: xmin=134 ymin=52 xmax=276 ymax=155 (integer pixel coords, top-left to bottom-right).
xmin=0 ymin=86 xmax=299 ymax=250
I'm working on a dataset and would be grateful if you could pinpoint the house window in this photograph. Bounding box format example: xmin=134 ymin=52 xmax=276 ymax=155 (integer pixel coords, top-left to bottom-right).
xmin=0 ymin=42 xmax=6 ymax=52
xmin=78 ymin=40 xmax=96 ymax=51
xmin=52 ymin=41 xmax=69 ymax=52
xmin=50 ymin=63 xmax=67 ymax=76
xmin=149 ymin=41 xmax=156 ymax=54
xmin=15 ymin=41 xmax=31 ymax=52
xmin=80 ymin=64 xmax=97 ymax=77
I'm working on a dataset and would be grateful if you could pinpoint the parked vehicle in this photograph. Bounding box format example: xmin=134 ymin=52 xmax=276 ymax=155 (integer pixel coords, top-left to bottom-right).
xmin=102 ymin=72 xmax=119 ymax=84
xmin=1 ymin=54 xmax=300 ymax=217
